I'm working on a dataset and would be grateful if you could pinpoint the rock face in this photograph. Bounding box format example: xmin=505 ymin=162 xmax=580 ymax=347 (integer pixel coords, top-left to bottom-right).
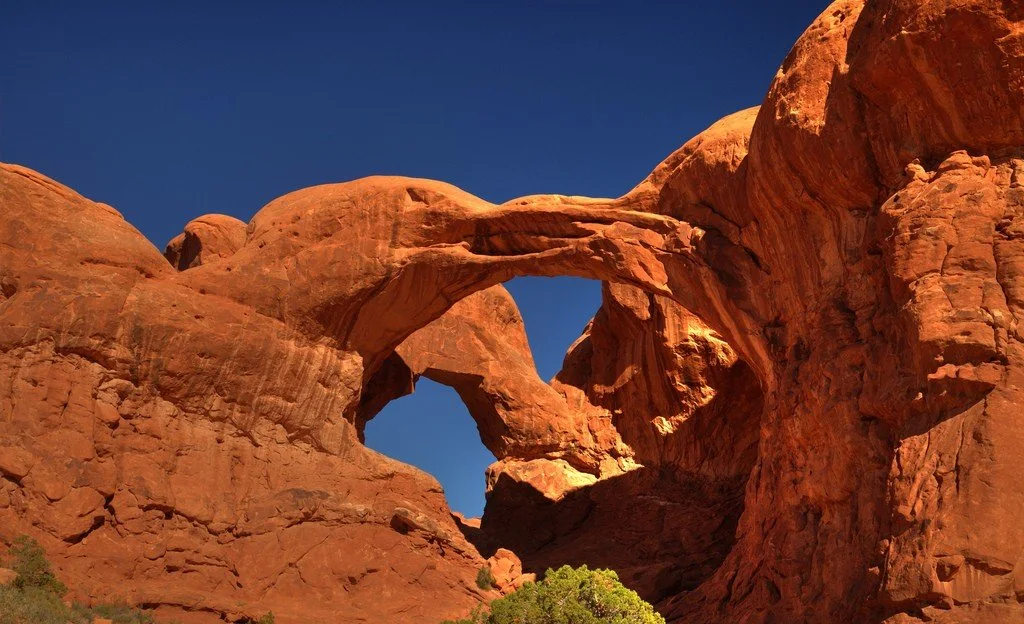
xmin=485 ymin=548 xmax=534 ymax=594
xmin=164 ymin=214 xmax=246 ymax=271
xmin=1 ymin=1 xmax=1023 ymax=623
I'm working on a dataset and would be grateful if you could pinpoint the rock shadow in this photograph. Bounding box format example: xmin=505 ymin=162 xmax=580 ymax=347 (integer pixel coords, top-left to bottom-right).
xmin=461 ymin=465 xmax=747 ymax=609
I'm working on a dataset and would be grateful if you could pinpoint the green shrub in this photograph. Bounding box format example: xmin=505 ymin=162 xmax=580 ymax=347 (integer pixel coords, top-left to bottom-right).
xmin=0 ymin=584 xmax=73 ymax=624
xmin=256 ymin=612 xmax=275 ymax=624
xmin=0 ymin=535 xmax=157 ymax=624
xmin=475 ymin=566 xmax=497 ymax=590
xmin=445 ymin=564 xmax=665 ymax=624
xmin=6 ymin=535 xmax=66 ymax=596
xmin=442 ymin=605 xmax=487 ymax=624
xmin=73 ymin=602 xmax=155 ymax=623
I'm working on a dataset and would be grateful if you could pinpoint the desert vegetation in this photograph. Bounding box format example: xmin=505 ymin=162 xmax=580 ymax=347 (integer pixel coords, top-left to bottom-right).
xmin=444 ymin=565 xmax=665 ymax=624
xmin=0 ymin=536 xmax=275 ymax=624
xmin=0 ymin=535 xmax=155 ymax=624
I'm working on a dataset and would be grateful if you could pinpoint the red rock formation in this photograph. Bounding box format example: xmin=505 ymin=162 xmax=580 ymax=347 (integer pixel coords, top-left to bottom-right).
xmin=1 ymin=1 xmax=1023 ymax=623
xmin=0 ymin=166 xmax=493 ymax=623
xmin=0 ymin=163 xmax=699 ymax=622
xmin=485 ymin=549 xmax=534 ymax=593
xmin=365 ymin=285 xmax=626 ymax=473
xmin=164 ymin=214 xmax=247 ymax=271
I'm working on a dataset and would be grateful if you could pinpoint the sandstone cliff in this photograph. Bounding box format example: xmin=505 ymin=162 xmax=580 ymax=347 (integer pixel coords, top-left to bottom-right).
xmin=2 ymin=1 xmax=1023 ymax=622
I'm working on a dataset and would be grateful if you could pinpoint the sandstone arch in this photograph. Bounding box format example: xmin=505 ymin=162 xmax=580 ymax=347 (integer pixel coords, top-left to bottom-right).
xmin=151 ymin=173 xmax=769 ymax=471
xmin=2 ymin=1 xmax=1024 ymax=623
xmin=350 ymin=276 xmax=764 ymax=606
xmin=160 ymin=182 xmax=768 ymax=609
xmin=0 ymin=160 xmax=763 ymax=623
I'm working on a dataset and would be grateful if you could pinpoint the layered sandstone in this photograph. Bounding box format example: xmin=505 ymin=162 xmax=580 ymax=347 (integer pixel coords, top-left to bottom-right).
xmin=2 ymin=1 xmax=1024 ymax=623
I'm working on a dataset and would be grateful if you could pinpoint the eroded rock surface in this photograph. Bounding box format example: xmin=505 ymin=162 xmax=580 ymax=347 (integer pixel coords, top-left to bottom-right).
xmin=2 ymin=1 xmax=1023 ymax=623
xmin=164 ymin=214 xmax=246 ymax=271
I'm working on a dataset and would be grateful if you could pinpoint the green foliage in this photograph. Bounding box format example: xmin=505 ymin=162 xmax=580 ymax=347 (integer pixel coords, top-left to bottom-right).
xmin=476 ymin=566 xmax=497 ymax=590
xmin=73 ymin=602 xmax=155 ymax=623
xmin=6 ymin=535 xmax=66 ymax=596
xmin=0 ymin=584 xmax=157 ymax=624
xmin=0 ymin=535 xmax=156 ymax=624
xmin=442 ymin=605 xmax=488 ymax=624
xmin=444 ymin=565 xmax=665 ymax=624
xmin=255 ymin=612 xmax=276 ymax=624
xmin=0 ymin=585 xmax=72 ymax=624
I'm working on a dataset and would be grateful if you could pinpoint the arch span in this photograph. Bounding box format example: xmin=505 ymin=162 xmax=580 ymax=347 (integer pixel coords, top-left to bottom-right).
xmin=352 ymin=277 xmax=765 ymax=606
xmin=175 ymin=176 xmax=773 ymax=453
xmin=7 ymin=4 xmax=1024 ymax=620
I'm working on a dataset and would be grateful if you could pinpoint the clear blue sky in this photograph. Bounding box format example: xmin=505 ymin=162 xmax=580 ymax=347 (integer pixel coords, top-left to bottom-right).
xmin=1 ymin=1 xmax=829 ymax=516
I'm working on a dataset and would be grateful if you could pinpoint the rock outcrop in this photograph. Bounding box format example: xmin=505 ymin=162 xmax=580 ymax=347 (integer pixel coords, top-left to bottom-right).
xmin=485 ymin=548 xmax=534 ymax=594
xmin=164 ymin=214 xmax=247 ymax=271
xmin=1 ymin=1 xmax=1023 ymax=622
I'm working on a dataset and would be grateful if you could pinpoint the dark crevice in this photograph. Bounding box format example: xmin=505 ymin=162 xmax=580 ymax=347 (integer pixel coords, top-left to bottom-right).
xmin=471 ymin=467 xmax=750 ymax=608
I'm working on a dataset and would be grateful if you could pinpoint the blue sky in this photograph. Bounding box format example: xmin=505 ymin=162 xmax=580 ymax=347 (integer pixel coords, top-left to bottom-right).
xmin=1 ymin=1 xmax=829 ymax=516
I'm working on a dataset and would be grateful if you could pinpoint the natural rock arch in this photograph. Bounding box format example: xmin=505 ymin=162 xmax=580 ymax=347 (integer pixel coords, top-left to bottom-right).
xmin=0 ymin=160 xmax=764 ymax=622
xmin=154 ymin=172 xmax=771 ymax=476
xmin=346 ymin=274 xmax=766 ymax=610
xmin=2 ymin=2 xmax=1024 ymax=623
